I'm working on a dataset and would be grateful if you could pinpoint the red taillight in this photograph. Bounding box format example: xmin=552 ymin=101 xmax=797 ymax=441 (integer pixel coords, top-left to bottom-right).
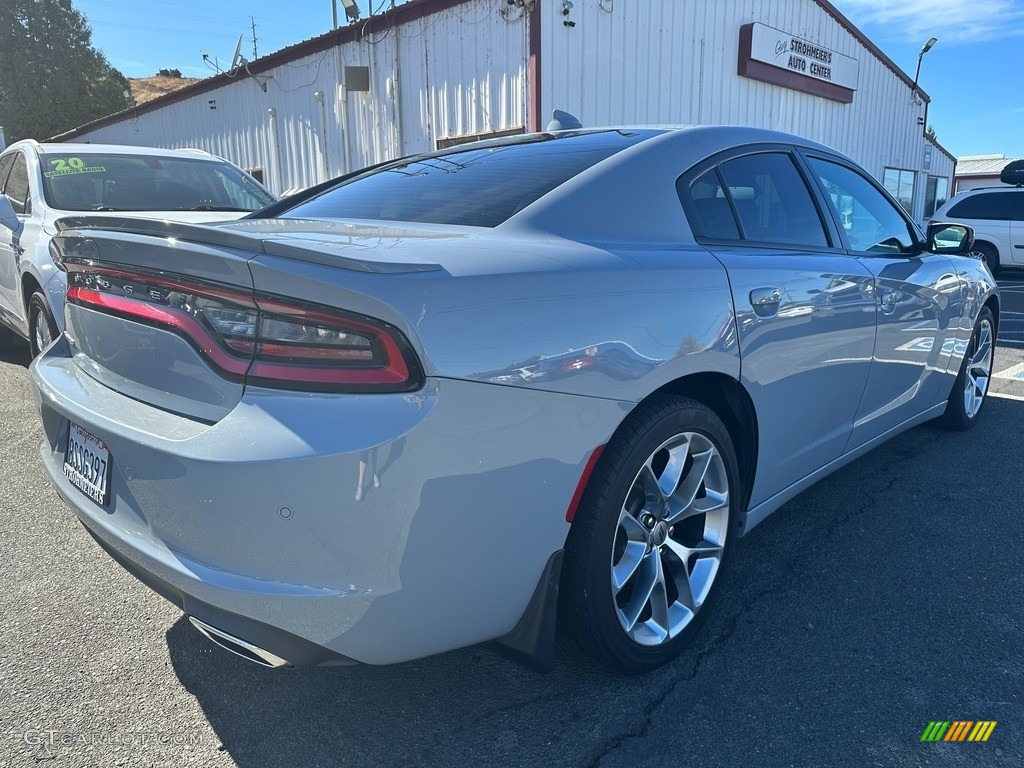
xmin=65 ymin=264 xmax=423 ymax=392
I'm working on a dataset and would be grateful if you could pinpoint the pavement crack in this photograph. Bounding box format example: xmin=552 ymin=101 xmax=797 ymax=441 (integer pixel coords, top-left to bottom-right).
xmin=585 ymin=431 xmax=941 ymax=767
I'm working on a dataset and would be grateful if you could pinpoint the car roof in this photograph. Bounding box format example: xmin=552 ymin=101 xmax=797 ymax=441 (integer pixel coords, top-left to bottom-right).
xmin=955 ymin=186 xmax=1022 ymax=195
xmin=3 ymin=140 xmax=222 ymax=162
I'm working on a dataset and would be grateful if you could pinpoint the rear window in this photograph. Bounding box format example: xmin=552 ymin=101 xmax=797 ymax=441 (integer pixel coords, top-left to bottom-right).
xmin=946 ymin=192 xmax=1021 ymax=221
xmin=281 ymin=130 xmax=655 ymax=228
xmin=40 ymin=153 xmax=275 ymax=212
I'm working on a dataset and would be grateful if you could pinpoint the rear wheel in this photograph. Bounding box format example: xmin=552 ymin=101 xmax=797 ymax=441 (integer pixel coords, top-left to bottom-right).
xmin=560 ymin=396 xmax=740 ymax=674
xmin=941 ymin=306 xmax=995 ymax=431
xmin=28 ymin=292 xmax=58 ymax=357
xmin=967 ymin=243 xmax=1000 ymax=276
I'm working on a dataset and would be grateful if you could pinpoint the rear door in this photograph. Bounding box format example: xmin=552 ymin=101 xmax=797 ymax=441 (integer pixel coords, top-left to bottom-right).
xmin=803 ymin=155 xmax=965 ymax=449
xmin=1010 ymin=192 xmax=1024 ymax=266
xmin=680 ymin=147 xmax=876 ymax=507
xmin=946 ymin=191 xmax=1014 ymax=264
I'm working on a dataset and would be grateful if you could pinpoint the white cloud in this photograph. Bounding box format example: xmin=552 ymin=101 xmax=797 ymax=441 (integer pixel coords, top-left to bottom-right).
xmin=838 ymin=0 xmax=1024 ymax=43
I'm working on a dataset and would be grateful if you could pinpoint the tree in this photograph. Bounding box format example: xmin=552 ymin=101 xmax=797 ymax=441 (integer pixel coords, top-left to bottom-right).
xmin=925 ymin=125 xmax=938 ymax=142
xmin=0 ymin=0 xmax=131 ymax=143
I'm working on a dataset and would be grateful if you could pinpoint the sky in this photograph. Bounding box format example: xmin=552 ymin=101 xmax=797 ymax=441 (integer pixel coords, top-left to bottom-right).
xmin=74 ymin=0 xmax=1024 ymax=159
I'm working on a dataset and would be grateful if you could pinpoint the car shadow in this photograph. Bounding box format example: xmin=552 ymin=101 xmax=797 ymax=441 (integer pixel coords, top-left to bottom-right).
xmin=164 ymin=457 xmax=648 ymax=767
xmin=165 ymin=616 xmax=629 ymax=767
xmin=0 ymin=339 xmax=31 ymax=367
xmin=164 ymin=398 xmax=1024 ymax=767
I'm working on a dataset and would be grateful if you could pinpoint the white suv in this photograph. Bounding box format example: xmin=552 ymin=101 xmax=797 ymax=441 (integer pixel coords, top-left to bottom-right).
xmin=0 ymin=141 xmax=276 ymax=356
xmin=932 ymin=175 xmax=1023 ymax=276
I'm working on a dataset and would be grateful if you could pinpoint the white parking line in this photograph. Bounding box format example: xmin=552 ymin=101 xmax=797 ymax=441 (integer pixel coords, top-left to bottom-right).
xmin=994 ymin=361 xmax=1024 ymax=380
xmin=990 ymin=391 xmax=1024 ymax=402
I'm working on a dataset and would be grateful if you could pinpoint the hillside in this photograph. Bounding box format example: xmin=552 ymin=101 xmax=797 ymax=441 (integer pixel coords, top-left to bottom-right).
xmin=129 ymin=75 xmax=201 ymax=105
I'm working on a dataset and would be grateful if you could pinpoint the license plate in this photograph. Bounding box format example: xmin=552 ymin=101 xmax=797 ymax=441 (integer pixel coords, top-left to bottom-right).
xmin=64 ymin=422 xmax=111 ymax=506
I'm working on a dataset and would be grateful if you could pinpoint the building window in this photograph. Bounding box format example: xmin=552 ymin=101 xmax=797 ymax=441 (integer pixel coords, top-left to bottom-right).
xmin=882 ymin=167 xmax=916 ymax=214
xmin=435 ymin=127 xmax=525 ymax=150
xmin=246 ymin=167 xmax=265 ymax=185
xmin=924 ymin=176 xmax=948 ymax=219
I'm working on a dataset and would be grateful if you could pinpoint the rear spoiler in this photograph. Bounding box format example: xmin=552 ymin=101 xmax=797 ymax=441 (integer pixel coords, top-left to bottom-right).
xmin=53 ymin=215 xmax=444 ymax=274
xmin=54 ymin=215 xmax=263 ymax=252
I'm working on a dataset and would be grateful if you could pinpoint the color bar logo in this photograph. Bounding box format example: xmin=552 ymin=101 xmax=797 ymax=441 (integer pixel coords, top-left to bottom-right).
xmin=921 ymin=721 xmax=997 ymax=742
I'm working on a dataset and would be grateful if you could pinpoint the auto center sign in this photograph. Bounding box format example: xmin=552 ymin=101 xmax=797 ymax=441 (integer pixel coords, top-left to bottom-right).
xmin=739 ymin=23 xmax=860 ymax=103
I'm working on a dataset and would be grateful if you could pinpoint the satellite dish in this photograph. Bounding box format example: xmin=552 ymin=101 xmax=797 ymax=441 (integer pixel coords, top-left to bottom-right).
xmin=229 ymin=34 xmax=246 ymax=71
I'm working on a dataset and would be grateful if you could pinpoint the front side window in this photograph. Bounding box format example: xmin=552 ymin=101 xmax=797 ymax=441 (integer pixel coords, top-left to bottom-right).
xmin=4 ymin=153 xmax=31 ymax=215
xmin=882 ymin=167 xmax=916 ymax=215
xmin=39 ymin=153 xmax=275 ymax=212
xmin=946 ymin=191 xmax=1018 ymax=221
xmin=811 ymin=158 xmax=917 ymax=255
xmin=0 ymin=154 xmax=16 ymax=192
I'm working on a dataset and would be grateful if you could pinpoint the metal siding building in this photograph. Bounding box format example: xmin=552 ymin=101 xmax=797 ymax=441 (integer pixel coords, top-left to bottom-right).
xmin=53 ymin=0 xmax=953 ymax=221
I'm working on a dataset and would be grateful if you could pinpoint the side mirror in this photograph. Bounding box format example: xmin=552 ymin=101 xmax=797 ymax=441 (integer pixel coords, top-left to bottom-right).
xmin=927 ymin=222 xmax=974 ymax=255
xmin=0 ymin=195 xmax=18 ymax=232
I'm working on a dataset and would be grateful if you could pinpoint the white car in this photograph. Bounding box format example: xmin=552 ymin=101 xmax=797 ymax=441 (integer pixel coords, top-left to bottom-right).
xmin=0 ymin=141 xmax=276 ymax=356
xmin=931 ymin=163 xmax=1024 ymax=275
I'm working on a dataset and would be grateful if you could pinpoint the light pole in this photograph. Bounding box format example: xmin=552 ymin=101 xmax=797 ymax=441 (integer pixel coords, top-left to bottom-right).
xmin=911 ymin=37 xmax=938 ymax=99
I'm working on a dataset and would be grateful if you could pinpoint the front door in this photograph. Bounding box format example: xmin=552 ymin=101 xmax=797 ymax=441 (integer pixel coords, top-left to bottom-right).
xmin=804 ymin=156 xmax=965 ymax=449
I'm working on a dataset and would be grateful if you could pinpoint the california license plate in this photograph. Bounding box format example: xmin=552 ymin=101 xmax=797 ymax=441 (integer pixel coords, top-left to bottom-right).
xmin=64 ymin=423 xmax=111 ymax=506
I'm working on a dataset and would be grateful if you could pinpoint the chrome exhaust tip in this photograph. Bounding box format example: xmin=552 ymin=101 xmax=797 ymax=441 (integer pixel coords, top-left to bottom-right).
xmin=188 ymin=616 xmax=292 ymax=668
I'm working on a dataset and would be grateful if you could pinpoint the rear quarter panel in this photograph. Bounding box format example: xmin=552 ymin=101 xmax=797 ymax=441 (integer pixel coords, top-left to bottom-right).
xmin=247 ymin=242 xmax=740 ymax=404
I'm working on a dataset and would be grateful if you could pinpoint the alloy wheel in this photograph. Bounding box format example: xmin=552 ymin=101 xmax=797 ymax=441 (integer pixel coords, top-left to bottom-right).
xmin=610 ymin=431 xmax=729 ymax=646
xmin=963 ymin=316 xmax=993 ymax=419
xmin=33 ymin=306 xmax=53 ymax=354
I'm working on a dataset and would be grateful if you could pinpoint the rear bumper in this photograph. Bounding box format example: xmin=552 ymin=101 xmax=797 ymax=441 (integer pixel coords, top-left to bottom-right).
xmin=31 ymin=337 xmax=629 ymax=665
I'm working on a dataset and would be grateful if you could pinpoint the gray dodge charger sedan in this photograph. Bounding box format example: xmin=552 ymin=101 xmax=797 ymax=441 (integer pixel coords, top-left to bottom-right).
xmin=30 ymin=126 xmax=998 ymax=674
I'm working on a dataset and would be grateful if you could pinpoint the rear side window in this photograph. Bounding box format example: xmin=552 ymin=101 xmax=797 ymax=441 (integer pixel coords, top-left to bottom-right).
xmin=685 ymin=152 xmax=827 ymax=247
xmin=281 ymin=131 xmax=654 ymax=228
xmin=4 ymin=153 xmax=31 ymax=215
xmin=946 ymin=192 xmax=1020 ymax=221
xmin=688 ymin=171 xmax=740 ymax=239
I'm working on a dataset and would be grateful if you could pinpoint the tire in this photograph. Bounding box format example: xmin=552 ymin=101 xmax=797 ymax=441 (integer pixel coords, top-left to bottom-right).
xmin=941 ymin=306 xmax=995 ymax=431
xmin=560 ymin=395 xmax=740 ymax=674
xmin=967 ymin=242 xmax=1000 ymax=277
xmin=28 ymin=292 xmax=59 ymax=358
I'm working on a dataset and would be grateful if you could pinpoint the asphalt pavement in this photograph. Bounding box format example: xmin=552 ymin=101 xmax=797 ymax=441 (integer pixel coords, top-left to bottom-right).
xmin=1 ymin=275 xmax=1023 ymax=767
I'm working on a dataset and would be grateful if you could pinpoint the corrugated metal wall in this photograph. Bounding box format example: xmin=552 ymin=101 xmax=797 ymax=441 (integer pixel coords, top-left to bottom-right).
xmin=67 ymin=0 xmax=528 ymax=194
xmin=66 ymin=0 xmax=947 ymax=221
xmin=541 ymin=0 xmax=948 ymax=222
